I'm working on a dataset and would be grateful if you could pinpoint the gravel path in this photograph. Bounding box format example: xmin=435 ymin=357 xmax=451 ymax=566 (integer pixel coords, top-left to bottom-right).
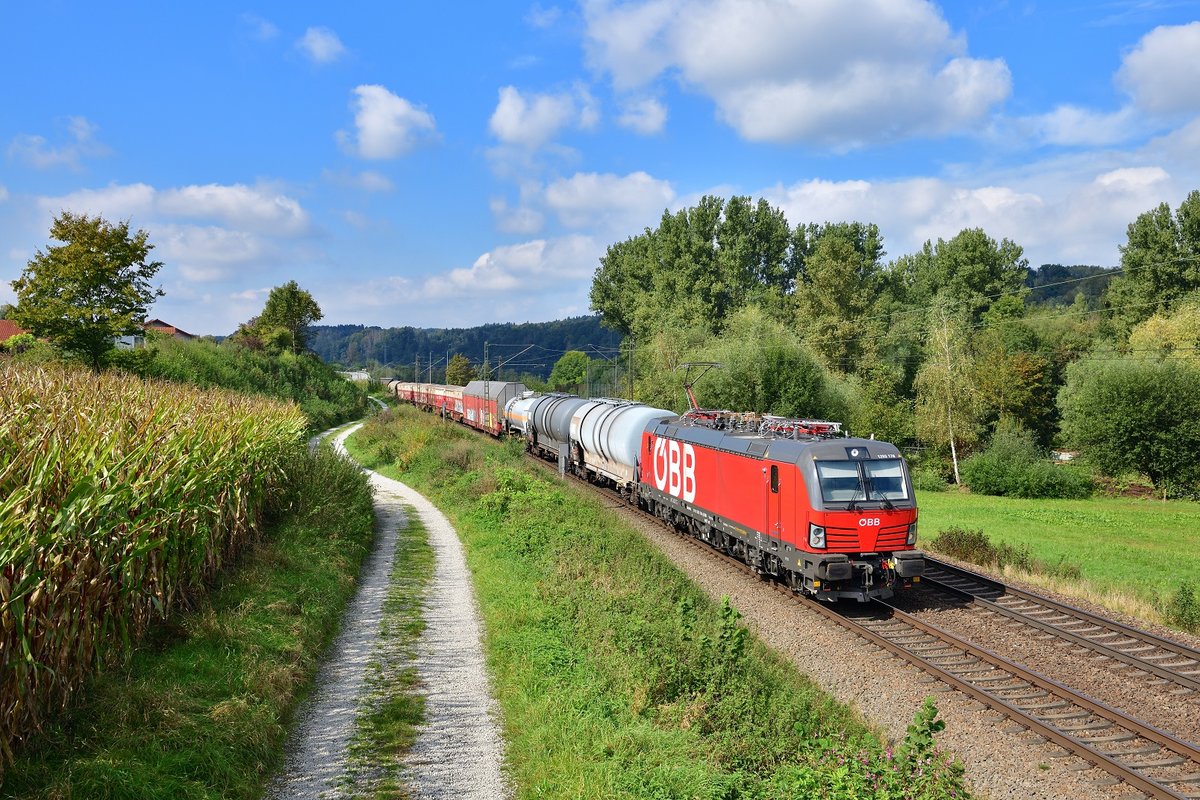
xmin=270 ymin=424 xmax=510 ymax=799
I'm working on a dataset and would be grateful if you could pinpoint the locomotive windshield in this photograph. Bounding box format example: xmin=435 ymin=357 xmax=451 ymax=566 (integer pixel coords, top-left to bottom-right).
xmin=815 ymin=459 xmax=910 ymax=505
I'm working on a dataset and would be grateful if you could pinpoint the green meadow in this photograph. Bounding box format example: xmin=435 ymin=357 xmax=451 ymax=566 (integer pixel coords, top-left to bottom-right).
xmin=917 ymin=490 xmax=1200 ymax=617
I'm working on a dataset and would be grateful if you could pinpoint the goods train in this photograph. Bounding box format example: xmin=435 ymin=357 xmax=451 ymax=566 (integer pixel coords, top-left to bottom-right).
xmin=387 ymin=379 xmax=924 ymax=601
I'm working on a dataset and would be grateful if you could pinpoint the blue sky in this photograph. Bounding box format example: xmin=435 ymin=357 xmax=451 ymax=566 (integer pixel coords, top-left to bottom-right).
xmin=3 ymin=1 xmax=1200 ymax=337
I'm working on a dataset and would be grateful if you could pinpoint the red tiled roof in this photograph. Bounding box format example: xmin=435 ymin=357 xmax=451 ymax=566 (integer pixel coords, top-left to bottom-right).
xmin=0 ymin=319 xmax=27 ymax=342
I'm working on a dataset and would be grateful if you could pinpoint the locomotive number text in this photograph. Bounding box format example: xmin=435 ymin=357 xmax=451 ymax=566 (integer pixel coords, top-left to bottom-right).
xmin=653 ymin=439 xmax=697 ymax=502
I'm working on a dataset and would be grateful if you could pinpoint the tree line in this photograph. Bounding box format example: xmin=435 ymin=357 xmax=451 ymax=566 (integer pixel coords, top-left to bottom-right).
xmin=589 ymin=191 xmax=1200 ymax=496
xmin=308 ymin=316 xmax=621 ymax=381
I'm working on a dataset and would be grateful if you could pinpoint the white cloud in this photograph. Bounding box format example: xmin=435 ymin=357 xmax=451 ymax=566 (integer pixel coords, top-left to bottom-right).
xmin=157 ymin=184 xmax=310 ymax=235
xmin=1118 ymin=22 xmax=1200 ymax=115
xmin=351 ymin=234 xmax=600 ymax=308
xmin=38 ymin=182 xmax=157 ymax=220
xmin=7 ymin=116 xmax=111 ymax=170
xmin=39 ymin=181 xmax=309 ymax=237
xmin=297 ymin=26 xmax=346 ymax=64
xmin=526 ymin=4 xmax=562 ymax=28
xmin=240 ymin=13 xmax=278 ymax=41
xmin=617 ymin=97 xmax=667 ymax=134
xmin=444 ymin=234 xmax=598 ymax=294
xmin=544 ymin=171 xmax=674 ymax=231
xmin=0 ymin=186 xmax=8 ymax=202
xmin=488 ymin=85 xmax=598 ymax=149
xmin=157 ymin=224 xmax=275 ymax=283
xmin=338 ymin=85 xmax=438 ymax=159
xmin=1019 ymin=105 xmax=1141 ymax=147
xmin=489 ymin=87 xmax=575 ymax=148
xmin=583 ymin=0 xmax=1010 ymax=147
xmin=231 ymin=287 xmax=272 ymax=302
xmin=490 ymin=197 xmax=545 ymax=234
xmin=33 ymin=182 xmax=311 ymax=286
xmin=760 ymin=157 xmax=1186 ymax=270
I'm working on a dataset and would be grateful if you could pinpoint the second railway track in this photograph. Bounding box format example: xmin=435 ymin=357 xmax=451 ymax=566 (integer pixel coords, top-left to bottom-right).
xmin=919 ymin=557 xmax=1200 ymax=696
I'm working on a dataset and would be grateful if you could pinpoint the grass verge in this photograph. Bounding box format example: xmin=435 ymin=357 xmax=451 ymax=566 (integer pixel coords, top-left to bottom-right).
xmin=346 ymin=406 xmax=968 ymax=799
xmin=342 ymin=507 xmax=434 ymax=800
xmin=0 ymin=442 xmax=376 ymax=800
xmin=918 ymin=490 xmax=1200 ymax=629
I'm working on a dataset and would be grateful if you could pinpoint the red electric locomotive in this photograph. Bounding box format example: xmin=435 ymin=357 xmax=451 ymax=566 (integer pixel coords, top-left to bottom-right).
xmin=638 ymin=409 xmax=923 ymax=601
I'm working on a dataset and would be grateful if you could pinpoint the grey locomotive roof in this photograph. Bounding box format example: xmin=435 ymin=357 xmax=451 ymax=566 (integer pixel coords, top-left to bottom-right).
xmin=650 ymin=419 xmax=897 ymax=462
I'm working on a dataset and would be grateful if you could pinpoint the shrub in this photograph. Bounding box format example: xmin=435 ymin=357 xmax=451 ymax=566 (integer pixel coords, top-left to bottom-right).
xmin=1164 ymin=583 xmax=1200 ymax=633
xmin=962 ymin=422 xmax=1092 ymax=499
xmin=931 ymin=526 xmax=1084 ymax=581
xmin=1059 ymin=354 xmax=1200 ymax=492
xmin=911 ymin=465 xmax=949 ymax=492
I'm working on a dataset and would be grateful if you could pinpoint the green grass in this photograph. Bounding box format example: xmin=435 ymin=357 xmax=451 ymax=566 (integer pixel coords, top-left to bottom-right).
xmin=346 ymin=406 xmax=968 ymax=799
xmin=0 ymin=443 xmax=377 ymax=800
xmin=918 ymin=489 xmax=1200 ymax=619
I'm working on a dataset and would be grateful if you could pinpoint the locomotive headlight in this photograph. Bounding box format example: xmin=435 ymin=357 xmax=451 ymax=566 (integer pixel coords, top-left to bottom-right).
xmin=906 ymin=521 xmax=918 ymax=545
xmin=809 ymin=523 xmax=826 ymax=549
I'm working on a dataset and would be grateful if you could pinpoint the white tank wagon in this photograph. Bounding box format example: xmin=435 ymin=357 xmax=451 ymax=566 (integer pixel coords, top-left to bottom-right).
xmin=569 ymin=399 xmax=674 ymax=495
xmin=505 ymin=392 xmax=591 ymax=464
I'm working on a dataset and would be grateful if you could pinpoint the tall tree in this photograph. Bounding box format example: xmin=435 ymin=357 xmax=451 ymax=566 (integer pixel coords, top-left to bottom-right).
xmin=914 ymin=307 xmax=981 ymax=484
xmin=893 ymin=228 xmax=1028 ymax=323
xmin=792 ymin=222 xmax=886 ymax=371
xmin=10 ymin=212 xmax=164 ymax=372
xmin=445 ymin=352 xmax=476 ymax=385
xmin=1105 ymin=190 xmax=1200 ymax=339
xmin=256 ymin=280 xmax=323 ymax=355
xmin=1059 ymin=354 xmax=1200 ymax=493
xmin=548 ymin=350 xmax=589 ymax=389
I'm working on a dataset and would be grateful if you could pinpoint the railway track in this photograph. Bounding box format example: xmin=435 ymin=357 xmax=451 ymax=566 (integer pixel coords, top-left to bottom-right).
xmin=558 ymin=472 xmax=1200 ymax=799
xmin=822 ymin=598 xmax=1200 ymax=800
xmin=920 ymin=557 xmax=1200 ymax=696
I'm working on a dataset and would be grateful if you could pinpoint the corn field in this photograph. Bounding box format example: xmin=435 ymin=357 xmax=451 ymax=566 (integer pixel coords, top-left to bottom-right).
xmin=0 ymin=362 xmax=308 ymax=772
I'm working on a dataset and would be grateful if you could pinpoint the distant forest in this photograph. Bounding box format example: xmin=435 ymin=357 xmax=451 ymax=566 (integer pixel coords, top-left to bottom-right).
xmin=309 ymin=315 xmax=622 ymax=380
xmin=1024 ymin=264 xmax=1115 ymax=306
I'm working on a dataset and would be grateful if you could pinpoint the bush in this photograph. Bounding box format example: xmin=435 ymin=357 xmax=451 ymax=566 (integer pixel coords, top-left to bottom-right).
xmin=911 ymin=465 xmax=949 ymax=492
xmin=962 ymin=422 xmax=1092 ymax=499
xmin=1059 ymin=354 xmax=1200 ymax=492
xmin=1164 ymin=583 xmax=1200 ymax=633
xmin=931 ymin=526 xmax=1083 ymax=581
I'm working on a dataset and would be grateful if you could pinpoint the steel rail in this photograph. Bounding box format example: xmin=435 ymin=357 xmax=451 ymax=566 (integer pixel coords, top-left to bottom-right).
xmin=922 ymin=557 xmax=1200 ymax=693
xmin=809 ymin=597 xmax=1200 ymax=800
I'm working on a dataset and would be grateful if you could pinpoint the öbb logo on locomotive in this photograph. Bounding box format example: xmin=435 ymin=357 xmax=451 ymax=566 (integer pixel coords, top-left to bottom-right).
xmin=388 ymin=378 xmax=925 ymax=602
xmin=652 ymin=438 xmax=697 ymax=503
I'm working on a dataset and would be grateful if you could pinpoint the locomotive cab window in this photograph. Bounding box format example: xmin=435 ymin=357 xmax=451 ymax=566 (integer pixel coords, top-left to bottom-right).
xmin=770 ymin=465 xmax=779 ymax=493
xmin=863 ymin=459 xmax=909 ymax=501
xmin=816 ymin=461 xmax=861 ymax=502
xmin=816 ymin=459 xmax=910 ymax=504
